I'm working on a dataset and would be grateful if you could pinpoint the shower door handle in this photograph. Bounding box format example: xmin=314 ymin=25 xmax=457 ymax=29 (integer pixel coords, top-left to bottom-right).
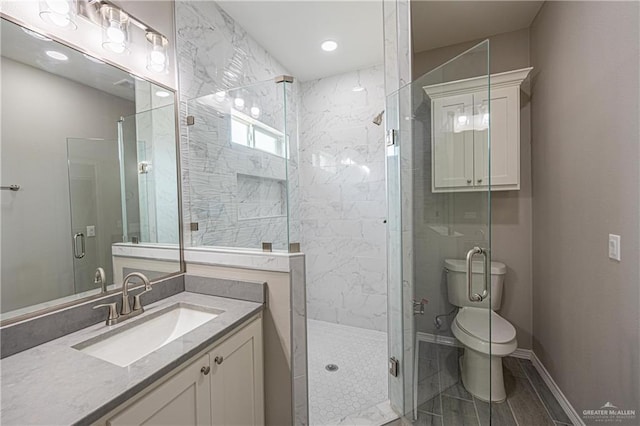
xmin=73 ymin=233 xmax=85 ymax=259
xmin=466 ymin=246 xmax=489 ymax=302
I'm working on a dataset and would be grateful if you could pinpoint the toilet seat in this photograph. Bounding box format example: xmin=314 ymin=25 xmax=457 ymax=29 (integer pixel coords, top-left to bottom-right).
xmin=452 ymin=307 xmax=517 ymax=356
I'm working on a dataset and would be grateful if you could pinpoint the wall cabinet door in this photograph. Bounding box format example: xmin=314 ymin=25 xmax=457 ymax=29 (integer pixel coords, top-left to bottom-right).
xmin=107 ymin=354 xmax=212 ymax=426
xmin=210 ymin=318 xmax=264 ymax=426
xmin=432 ymin=94 xmax=475 ymax=190
xmin=473 ymin=87 xmax=520 ymax=189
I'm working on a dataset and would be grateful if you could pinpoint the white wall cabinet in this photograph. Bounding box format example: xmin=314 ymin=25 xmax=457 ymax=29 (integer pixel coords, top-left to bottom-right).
xmin=103 ymin=316 xmax=263 ymax=426
xmin=424 ymin=67 xmax=532 ymax=192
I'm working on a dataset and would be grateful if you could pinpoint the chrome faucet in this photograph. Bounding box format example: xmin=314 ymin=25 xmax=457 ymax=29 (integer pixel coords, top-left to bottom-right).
xmin=93 ymin=272 xmax=152 ymax=326
xmin=121 ymin=272 xmax=152 ymax=316
xmin=94 ymin=267 xmax=107 ymax=293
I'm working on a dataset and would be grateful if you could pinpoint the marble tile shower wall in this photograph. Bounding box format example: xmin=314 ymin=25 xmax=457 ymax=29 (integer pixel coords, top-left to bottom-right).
xmin=175 ymin=1 xmax=300 ymax=250
xmin=300 ymin=65 xmax=387 ymax=332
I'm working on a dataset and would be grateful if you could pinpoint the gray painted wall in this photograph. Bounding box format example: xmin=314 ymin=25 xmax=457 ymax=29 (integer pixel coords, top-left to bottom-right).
xmin=412 ymin=29 xmax=534 ymax=348
xmin=530 ymin=1 xmax=639 ymax=417
xmin=0 ymin=58 xmax=135 ymax=313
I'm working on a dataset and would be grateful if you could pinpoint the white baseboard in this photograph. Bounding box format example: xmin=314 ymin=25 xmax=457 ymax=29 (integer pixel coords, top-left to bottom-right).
xmin=417 ymin=332 xmax=531 ymax=358
xmin=531 ymin=352 xmax=585 ymax=426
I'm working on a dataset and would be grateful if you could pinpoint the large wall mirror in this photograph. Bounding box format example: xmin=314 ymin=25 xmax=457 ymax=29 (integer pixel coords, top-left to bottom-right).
xmin=0 ymin=17 xmax=182 ymax=323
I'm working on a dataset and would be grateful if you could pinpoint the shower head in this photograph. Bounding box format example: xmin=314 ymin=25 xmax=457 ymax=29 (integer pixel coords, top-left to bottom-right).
xmin=372 ymin=110 xmax=385 ymax=126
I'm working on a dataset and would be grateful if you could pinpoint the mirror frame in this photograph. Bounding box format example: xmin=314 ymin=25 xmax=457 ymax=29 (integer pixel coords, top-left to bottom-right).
xmin=0 ymin=13 xmax=185 ymax=327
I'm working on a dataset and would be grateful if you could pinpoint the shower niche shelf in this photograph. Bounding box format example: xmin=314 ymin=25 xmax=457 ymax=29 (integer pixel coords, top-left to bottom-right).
xmin=424 ymin=67 xmax=532 ymax=193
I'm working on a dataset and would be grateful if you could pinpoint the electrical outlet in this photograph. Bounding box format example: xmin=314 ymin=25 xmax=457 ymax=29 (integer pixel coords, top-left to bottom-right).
xmin=608 ymin=234 xmax=621 ymax=261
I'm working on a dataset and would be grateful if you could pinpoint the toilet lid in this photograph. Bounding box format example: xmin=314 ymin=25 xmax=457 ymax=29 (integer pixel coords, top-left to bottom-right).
xmin=455 ymin=307 xmax=516 ymax=344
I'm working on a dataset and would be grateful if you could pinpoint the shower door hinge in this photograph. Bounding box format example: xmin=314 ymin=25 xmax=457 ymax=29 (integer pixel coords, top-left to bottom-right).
xmin=389 ymin=357 xmax=399 ymax=377
xmin=386 ymin=129 xmax=397 ymax=146
xmin=186 ymin=115 xmax=195 ymax=126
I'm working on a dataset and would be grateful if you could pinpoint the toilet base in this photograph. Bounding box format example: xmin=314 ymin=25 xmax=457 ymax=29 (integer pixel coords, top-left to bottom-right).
xmin=459 ymin=348 xmax=506 ymax=403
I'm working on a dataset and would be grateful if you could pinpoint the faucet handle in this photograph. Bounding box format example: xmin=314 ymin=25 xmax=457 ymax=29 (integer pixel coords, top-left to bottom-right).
xmin=93 ymin=302 xmax=119 ymax=325
xmin=132 ymin=287 xmax=152 ymax=311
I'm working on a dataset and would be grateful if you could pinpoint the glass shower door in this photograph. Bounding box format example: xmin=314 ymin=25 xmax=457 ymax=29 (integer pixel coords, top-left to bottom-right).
xmin=386 ymin=40 xmax=492 ymax=423
xmin=67 ymin=138 xmax=121 ymax=294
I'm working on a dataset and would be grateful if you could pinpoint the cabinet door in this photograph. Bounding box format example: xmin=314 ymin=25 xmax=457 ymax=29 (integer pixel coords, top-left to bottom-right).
xmin=473 ymin=87 xmax=520 ymax=188
xmin=432 ymin=94 xmax=475 ymax=191
xmin=108 ymin=355 xmax=211 ymax=426
xmin=210 ymin=319 xmax=264 ymax=426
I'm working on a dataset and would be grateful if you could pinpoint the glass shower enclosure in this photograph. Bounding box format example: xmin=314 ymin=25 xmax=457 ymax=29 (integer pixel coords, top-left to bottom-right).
xmin=185 ymin=78 xmax=299 ymax=252
xmin=386 ymin=41 xmax=493 ymax=422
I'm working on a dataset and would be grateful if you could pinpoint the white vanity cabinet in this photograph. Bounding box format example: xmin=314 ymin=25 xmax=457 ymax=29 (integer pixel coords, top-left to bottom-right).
xmin=103 ymin=316 xmax=263 ymax=426
xmin=424 ymin=67 xmax=532 ymax=192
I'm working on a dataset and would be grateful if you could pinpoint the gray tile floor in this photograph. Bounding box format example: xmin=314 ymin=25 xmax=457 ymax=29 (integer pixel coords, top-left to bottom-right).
xmin=414 ymin=342 xmax=574 ymax=426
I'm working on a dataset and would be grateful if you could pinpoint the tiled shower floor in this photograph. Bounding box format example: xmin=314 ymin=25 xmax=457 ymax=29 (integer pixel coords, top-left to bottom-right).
xmin=414 ymin=341 xmax=574 ymax=426
xmin=307 ymin=319 xmax=389 ymax=425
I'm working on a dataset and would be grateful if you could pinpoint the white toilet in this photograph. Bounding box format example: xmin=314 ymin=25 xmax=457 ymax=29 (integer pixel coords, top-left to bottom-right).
xmin=444 ymin=258 xmax=517 ymax=403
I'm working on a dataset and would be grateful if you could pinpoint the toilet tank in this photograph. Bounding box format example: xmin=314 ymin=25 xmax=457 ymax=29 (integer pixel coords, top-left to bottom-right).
xmin=444 ymin=258 xmax=507 ymax=310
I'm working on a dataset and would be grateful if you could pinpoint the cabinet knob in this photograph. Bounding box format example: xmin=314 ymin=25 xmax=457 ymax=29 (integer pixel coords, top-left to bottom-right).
xmin=214 ymin=356 xmax=224 ymax=365
xmin=477 ymin=179 xmax=483 ymax=183
xmin=201 ymin=366 xmax=210 ymax=375
xmin=467 ymin=179 xmax=472 ymax=184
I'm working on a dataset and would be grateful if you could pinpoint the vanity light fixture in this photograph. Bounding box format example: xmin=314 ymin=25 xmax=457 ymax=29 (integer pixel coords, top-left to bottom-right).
xmin=155 ymin=90 xmax=170 ymax=98
xmin=46 ymin=50 xmax=69 ymax=61
xmin=101 ymin=4 xmax=130 ymax=54
xmin=21 ymin=27 xmax=52 ymax=41
xmin=234 ymin=97 xmax=245 ymax=110
xmin=321 ymin=40 xmax=338 ymax=52
xmin=146 ymin=31 xmax=169 ymax=74
xmin=250 ymin=106 xmax=260 ymax=119
xmin=39 ymin=0 xmax=77 ymax=30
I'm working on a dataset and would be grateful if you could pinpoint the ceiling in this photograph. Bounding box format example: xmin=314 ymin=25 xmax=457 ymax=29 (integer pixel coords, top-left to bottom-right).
xmin=411 ymin=1 xmax=544 ymax=53
xmin=1 ymin=18 xmax=138 ymax=101
xmin=217 ymin=1 xmax=384 ymax=82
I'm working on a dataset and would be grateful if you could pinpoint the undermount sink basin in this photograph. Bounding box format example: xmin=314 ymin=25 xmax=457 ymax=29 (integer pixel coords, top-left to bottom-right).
xmin=74 ymin=303 xmax=222 ymax=367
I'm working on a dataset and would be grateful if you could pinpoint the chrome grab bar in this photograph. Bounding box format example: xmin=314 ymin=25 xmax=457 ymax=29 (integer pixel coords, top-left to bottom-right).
xmin=466 ymin=246 xmax=489 ymax=302
xmin=73 ymin=232 xmax=85 ymax=259
xmin=1 ymin=185 xmax=20 ymax=191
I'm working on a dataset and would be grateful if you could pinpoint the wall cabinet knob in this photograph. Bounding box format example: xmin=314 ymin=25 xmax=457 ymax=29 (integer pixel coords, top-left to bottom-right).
xmin=201 ymin=366 xmax=210 ymax=375
xmin=477 ymin=179 xmax=483 ymax=183
xmin=214 ymin=356 xmax=224 ymax=365
xmin=467 ymin=179 xmax=472 ymax=184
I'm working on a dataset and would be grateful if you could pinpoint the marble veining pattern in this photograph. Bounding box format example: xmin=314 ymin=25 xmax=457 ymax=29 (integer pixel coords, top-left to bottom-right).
xmin=300 ymin=65 xmax=388 ymax=332
xmin=176 ymin=1 xmax=300 ymax=251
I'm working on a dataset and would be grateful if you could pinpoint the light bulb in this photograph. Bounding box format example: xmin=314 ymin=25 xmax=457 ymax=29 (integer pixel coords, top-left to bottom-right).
xmin=234 ymin=97 xmax=245 ymax=109
xmin=45 ymin=0 xmax=70 ymax=14
xmin=150 ymin=49 xmax=166 ymax=65
xmin=215 ymin=91 xmax=226 ymax=101
xmin=250 ymin=106 xmax=260 ymax=118
xmin=107 ymin=21 xmax=125 ymax=43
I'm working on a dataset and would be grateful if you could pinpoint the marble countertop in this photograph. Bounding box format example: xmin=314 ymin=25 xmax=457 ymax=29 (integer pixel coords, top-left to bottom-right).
xmin=0 ymin=292 xmax=263 ymax=425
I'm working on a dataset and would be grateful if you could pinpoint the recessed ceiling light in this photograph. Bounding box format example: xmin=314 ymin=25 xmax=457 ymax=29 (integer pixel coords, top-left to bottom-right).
xmin=352 ymin=86 xmax=364 ymax=92
xmin=155 ymin=90 xmax=170 ymax=98
xmin=321 ymin=40 xmax=338 ymax=52
xmin=83 ymin=54 xmax=105 ymax=64
xmin=45 ymin=50 xmax=68 ymax=61
xmin=22 ymin=28 xmax=52 ymax=41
